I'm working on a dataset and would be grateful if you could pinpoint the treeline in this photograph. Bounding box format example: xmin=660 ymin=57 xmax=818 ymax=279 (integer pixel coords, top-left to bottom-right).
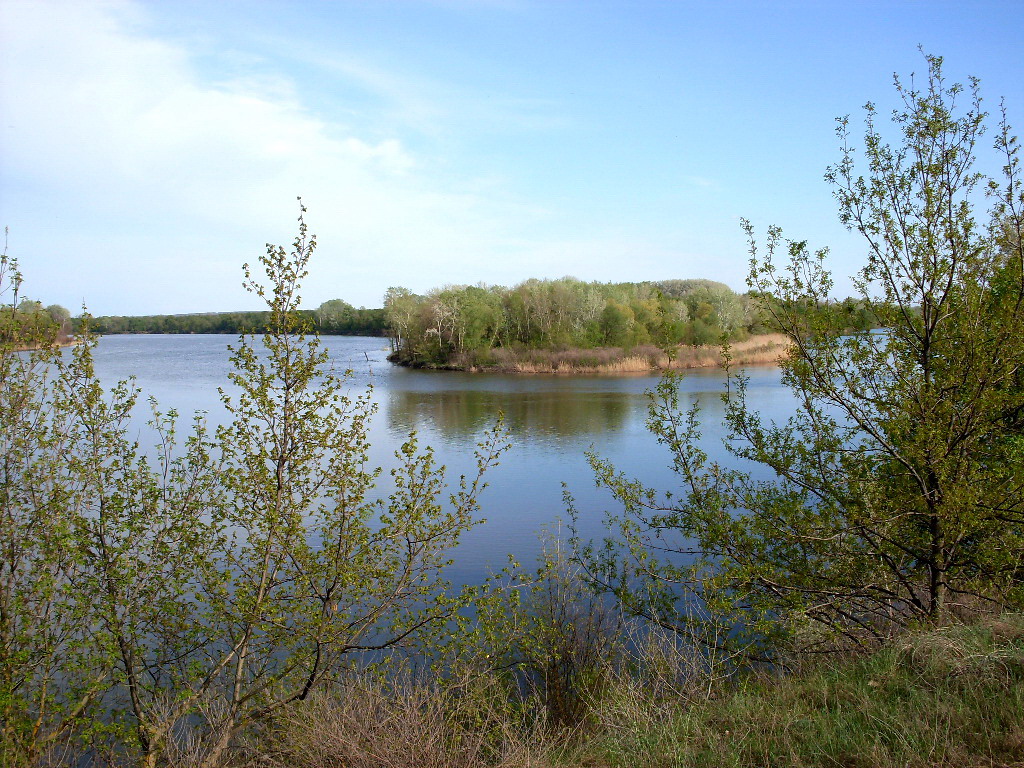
xmin=83 ymin=298 xmax=386 ymax=336
xmin=385 ymin=277 xmax=878 ymax=368
xmin=0 ymin=300 xmax=73 ymax=347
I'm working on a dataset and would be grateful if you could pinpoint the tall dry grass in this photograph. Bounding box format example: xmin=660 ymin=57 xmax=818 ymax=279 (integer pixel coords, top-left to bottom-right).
xmin=153 ymin=613 xmax=1024 ymax=768
xmin=467 ymin=334 xmax=790 ymax=374
xmin=258 ymin=672 xmax=561 ymax=768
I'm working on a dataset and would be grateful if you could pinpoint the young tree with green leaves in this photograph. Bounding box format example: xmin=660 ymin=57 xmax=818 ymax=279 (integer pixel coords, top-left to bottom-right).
xmin=578 ymin=55 xmax=1024 ymax=654
xmin=0 ymin=242 xmax=97 ymax=764
xmin=189 ymin=203 xmax=509 ymax=765
xmin=63 ymin=362 xmax=225 ymax=766
xmin=0 ymin=204 xmax=507 ymax=766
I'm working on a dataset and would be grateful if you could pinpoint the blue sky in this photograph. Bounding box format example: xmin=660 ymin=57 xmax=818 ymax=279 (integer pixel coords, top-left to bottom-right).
xmin=2 ymin=0 xmax=1023 ymax=315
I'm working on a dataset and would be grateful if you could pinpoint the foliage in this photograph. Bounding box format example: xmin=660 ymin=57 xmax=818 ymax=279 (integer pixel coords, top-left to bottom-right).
xmin=83 ymin=302 xmax=386 ymax=336
xmin=0 ymin=204 xmax=506 ymax=766
xmin=385 ymin=276 xmax=878 ymax=370
xmin=0 ymin=246 xmax=72 ymax=347
xmin=453 ymin=529 xmax=625 ymax=730
xmin=384 ymin=277 xmax=763 ymax=368
xmin=194 ymin=204 xmax=508 ymax=763
xmin=0 ymin=239 xmax=99 ymax=763
xmin=575 ymin=55 xmax=1024 ymax=654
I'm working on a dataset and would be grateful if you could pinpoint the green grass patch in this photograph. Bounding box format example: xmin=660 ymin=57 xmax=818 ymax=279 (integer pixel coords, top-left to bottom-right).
xmin=584 ymin=616 xmax=1024 ymax=768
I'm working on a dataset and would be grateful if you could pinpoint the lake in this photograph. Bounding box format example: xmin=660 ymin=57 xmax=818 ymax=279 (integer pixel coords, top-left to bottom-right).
xmin=90 ymin=334 xmax=794 ymax=587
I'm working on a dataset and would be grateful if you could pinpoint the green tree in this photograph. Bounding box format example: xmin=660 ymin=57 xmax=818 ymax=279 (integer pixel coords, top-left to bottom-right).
xmin=62 ymin=355 xmax=224 ymax=765
xmin=0 ymin=244 xmax=98 ymax=763
xmin=194 ymin=204 xmax=509 ymax=764
xmin=579 ymin=55 xmax=1024 ymax=654
xmin=599 ymin=300 xmax=635 ymax=347
xmin=456 ymin=285 xmax=504 ymax=353
xmin=315 ymin=297 xmax=354 ymax=333
xmin=0 ymin=205 xmax=508 ymax=765
xmin=383 ymin=286 xmax=421 ymax=354
xmin=44 ymin=304 xmax=70 ymax=324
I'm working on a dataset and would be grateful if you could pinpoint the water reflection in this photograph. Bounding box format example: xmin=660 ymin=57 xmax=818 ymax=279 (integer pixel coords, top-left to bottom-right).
xmin=87 ymin=335 xmax=792 ymax=586
xmin=388 ymin=388 xmax=637 ymax=446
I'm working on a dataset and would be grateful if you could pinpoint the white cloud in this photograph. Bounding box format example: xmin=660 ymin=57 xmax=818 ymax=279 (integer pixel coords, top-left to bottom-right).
xmin=0 ymin=0 xmax=541 ymax=312
xmin=0 ymin=0 xmax=741 ymax=315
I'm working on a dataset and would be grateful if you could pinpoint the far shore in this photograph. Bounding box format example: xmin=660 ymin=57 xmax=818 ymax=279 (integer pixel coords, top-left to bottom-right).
xmin=393 ymin=333 xmax=792 ymax=375
xmin=10 ymin=336 xmax=82 ymax=352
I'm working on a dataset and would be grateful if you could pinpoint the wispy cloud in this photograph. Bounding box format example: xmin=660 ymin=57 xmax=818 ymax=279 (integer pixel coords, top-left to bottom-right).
xmin=292 ymin=48 xmax=571 ymax=140
xmin=0 ymin=0 xmax=551 ymax=311
xmin=0 ymin=0 xmax=798 ymax=314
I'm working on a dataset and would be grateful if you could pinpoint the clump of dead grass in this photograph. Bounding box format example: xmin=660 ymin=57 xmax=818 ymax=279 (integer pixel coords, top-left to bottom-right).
xmin=895 ymin=613 xmax=1024 ymax=684
xmin=259 ymin=672 xmax=560 ymax=768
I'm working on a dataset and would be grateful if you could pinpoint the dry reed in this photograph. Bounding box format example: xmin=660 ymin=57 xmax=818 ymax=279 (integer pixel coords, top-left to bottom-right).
xmin=259 ymin=673 xmax=559 ymax=768
xmin=472 ymin=334 xmax=790 ymax=375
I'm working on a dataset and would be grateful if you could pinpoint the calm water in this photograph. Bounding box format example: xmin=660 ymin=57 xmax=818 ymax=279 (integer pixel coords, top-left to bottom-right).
xmin=90 ymin=334 xmax=794 ymax=586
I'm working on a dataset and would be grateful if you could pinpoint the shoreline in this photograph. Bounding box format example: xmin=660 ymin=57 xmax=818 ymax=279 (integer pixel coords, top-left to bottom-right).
xmin=390 ymin=333 xmax=791 ymax=375
xmin=8 ymin=337 xmax=82 ymax=352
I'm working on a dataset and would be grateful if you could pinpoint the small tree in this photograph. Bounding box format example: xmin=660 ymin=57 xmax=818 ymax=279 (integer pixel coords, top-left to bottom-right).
xmin=579 ymin=55 xmax=1024 ymax=654
xmin=0 ymin=205 xmax=508 ymax=765
xmin=197 ymin=201 xmax=508 ymax=764
xmin=0 ymin=239 xmax=94 ymax=764
xmin=315 ymin=297 xmax=354 ymax=333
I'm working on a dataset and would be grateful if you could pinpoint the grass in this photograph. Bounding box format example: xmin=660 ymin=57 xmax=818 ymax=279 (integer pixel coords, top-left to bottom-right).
xmin=255 ymin=671 xmax=562 ymax=768
xmin=240 ymin=614 xmax=1024 ymax=768
xmin=587 ymin=615 xmax=1024 ymax=768
xmin=456 ymin=334 xmax=791 ymax=375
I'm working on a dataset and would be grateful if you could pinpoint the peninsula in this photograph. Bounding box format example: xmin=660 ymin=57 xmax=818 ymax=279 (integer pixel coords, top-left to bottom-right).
xmin=384 ymin=277 xmax=871 ymax=373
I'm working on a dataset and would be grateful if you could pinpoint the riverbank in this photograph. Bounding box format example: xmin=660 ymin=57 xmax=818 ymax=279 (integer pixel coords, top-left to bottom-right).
xmin=391 ymin=333 xmax=791 ymax=374
xmin=8 ymin=336 xmax=81 ymax=352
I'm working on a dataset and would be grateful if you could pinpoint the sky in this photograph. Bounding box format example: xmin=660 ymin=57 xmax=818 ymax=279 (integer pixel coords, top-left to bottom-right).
xmin=2 ymin=0 xmax=1023 ymax=316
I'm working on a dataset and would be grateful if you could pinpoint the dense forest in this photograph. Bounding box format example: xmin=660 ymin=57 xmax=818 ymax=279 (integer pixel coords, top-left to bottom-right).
xmin=83 ymin=298 xmax=386 ymax=336
xmin=384 ymin=277 xmax=878 ymax=369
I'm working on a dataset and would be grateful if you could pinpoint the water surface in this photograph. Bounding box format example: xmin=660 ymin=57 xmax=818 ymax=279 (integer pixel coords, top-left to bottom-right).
xmin=90 ymin=334 xmax=793 ymax=586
